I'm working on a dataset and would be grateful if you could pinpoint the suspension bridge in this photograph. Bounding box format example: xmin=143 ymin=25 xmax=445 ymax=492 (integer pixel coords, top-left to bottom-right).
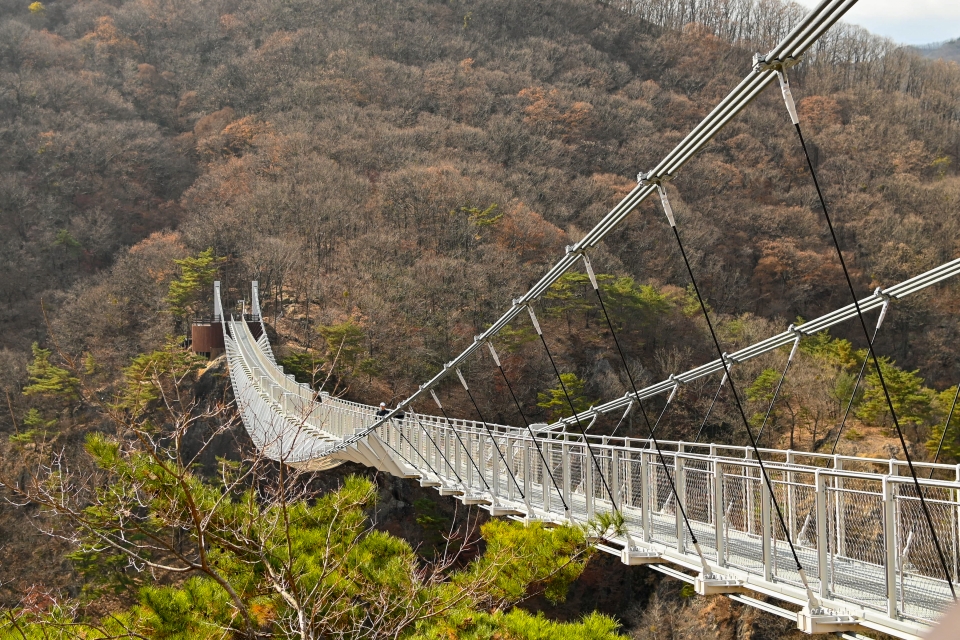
xmin=217 ymin=0 xmax=960 ymax=637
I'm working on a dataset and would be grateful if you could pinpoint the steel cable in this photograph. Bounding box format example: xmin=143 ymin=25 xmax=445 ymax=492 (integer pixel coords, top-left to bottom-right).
xmin=930 ymin=384 xmax=960 ymax=475
xmin=456 ymin=369 xmax=525 ymax=499
xmin=581 ymin=255 xmax=712 ymax=567
xmin=785 ymin=84 xmax=957 ymax=598
xmin=376 ymin=419 xmax=440 ymax=480
xmin=755 ymin=338 xmax=800 ymax=445
xmin=831 ymin=303 xmax=887 ymax=454
xmin=609 ymin=401 xmax=634 ymax=437
xmin=649 ymin=385 xmax=678 ymax=441
xmin=407 ymin=408 xmax=464 ymax=485
xmin=527 ymin=306 xmax=619 ymax=512
xmin=428 ymin=391 xmax=492 ymax=493
xmin=486 ymin=341 xmax=569 ymax=512
xmin=657 ymin=192 xmax=815 ymax=594
xmin=695 ymin=370 xmax=729 ymax=443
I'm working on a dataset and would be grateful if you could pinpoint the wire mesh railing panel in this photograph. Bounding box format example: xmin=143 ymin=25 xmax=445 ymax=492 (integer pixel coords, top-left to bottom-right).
xmin=507 ymin=437 xmax=522 ymax=502
xmin=594 ymin=449 xmax=613 ymax=502
xmin=766 ymin=469 xmax=820 ymax=590
xmin=721 ymin=463 xmax=764 ymax=574
xmin=548 ymin=442 xmax=565 ymax=513
xmin=494 ymin=437 xmax=510 ymax=498
xmin=474 ymin=435 xmax=489 ymax=492
xmin=619 ymin=453 xmax=643 ymax=531
xmin=228 ymin=288 xmax=960 ymax=636
xmin=648 ymin=454 xmax=678 ymax=548
xmin=525 ymin=442 xmax=546 ymax=512
xmin=683 ymin=458 xmax=717 ymax=560
xmin=569 ymin=446 xmax=588 ymax=520
xmin=895 ymin=483 xmax=959 ymax=623
xmin=682 ymin=458 xmax=714 ymax=525
xmin=783 ymin=470 xmax=820 ymax=584
xmin=823 ymin=476 xmax=887 ymax=611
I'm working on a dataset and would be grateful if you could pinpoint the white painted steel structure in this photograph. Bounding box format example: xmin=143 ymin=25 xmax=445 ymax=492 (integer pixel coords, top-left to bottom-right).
xmin=217 ymin=0 xmax=960 ymax=636
xmin=221 ymin=265 xmax=960 ymax=640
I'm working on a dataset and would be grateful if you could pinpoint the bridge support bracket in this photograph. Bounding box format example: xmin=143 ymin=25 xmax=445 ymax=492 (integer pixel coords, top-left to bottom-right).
xmin=419 ymin=478 xmax=442 ymax=488
xmin=796 ymin=607 xmax=859 ymax=634
xmin=437 ymin=487 xmax=463 ymax=496
xmin=621 ymin=547 xmax=661 ymax=565
xmin=694 ymin=574 xmax=748 ymax=596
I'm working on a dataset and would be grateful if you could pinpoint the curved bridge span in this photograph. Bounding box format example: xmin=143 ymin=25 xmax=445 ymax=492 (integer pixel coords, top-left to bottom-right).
xmin=215 ymin=0 xmax=960 ymax=635
xmin=221 ymin=262 xmax=960 ymax=640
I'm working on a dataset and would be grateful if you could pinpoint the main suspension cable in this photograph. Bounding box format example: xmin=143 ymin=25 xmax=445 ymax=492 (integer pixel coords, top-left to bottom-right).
xmin=646 ymin=180 xmax=817 ymax=601
xmin=775 ymin=68 xmax=957 ymax=600
xmin=581 ymin=254 xmax=713 ymax=574
xmin=526 ymin=305 xmax=618 ymax=512
xmin=831 ymin=299 xmax=889 ymax=454
xmin=456 ymin=368 xmax=525 ymax=499
xmin=429 ymin=390 xmax=491 ymax=493
xmin=486 ymin=341 xmax=569 ymax=512
xmin=695 ymin=368 xmax=730 ymax=443
xmin=755 ymin=335 xmax=801 ymax=445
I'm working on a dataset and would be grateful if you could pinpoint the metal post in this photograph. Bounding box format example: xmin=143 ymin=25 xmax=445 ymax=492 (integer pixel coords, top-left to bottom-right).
xmin=816 ymin=470 xmax=829 ymax=598
xmin=543 ymin=440 xmax=552 ymax=513
xmin=714 ymin=458 xmax=725 ymax=567
xmin=641 ymin=452 xmax=651 ymax=542
xmin=490 ymin=435 xmax=499 ymax=500
xmin=562 ymin=440 xmax=571 ymax=520
xmin=506 ymin=438 xmax=515 ymax=502
xmin=951 ymin=471 xmax=959 ymax=586
xmin=787 ymin=450 xmax=796 ymax=544
xmin=518 ymin=436 xmax=526 ymax=508
xmin=883 ymin=477 xmax=898 ymax=620
xmin=611 ymin=449 xmax=621 ymax=510
xmin=424 ymin=424 xmax=431 ymax=471
xmin=586 ymin=444 xmax=595 ymax=518
xmin=443 ymin=424 xmax=452 ymax=481
xmin=761 ymin=467 xmax=772 ymax=581
xmin=835 ymin=457 xmax=846 ymax=557
xmin=465 ymin=431 xmax=473 ymax=490
xmin=676 ymin=456 xmax=685 ymax=553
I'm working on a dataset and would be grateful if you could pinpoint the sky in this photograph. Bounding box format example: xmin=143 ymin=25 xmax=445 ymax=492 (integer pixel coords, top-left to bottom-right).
xmin=793 ymin=0 xmax=960 ymax=45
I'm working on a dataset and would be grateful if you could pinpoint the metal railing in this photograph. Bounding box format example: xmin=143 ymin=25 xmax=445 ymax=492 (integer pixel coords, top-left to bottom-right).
xmin=224 ymin=312 xmax=957 ymax=639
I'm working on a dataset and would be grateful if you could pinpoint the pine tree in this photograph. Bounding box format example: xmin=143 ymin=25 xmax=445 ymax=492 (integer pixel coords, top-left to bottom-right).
xmin=166 ymin=248 xmax=225 ymax=318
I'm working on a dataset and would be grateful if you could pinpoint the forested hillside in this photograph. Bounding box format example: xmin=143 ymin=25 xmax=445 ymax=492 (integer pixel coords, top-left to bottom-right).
xmin=1 ymin=0 xmax=960 ymax=636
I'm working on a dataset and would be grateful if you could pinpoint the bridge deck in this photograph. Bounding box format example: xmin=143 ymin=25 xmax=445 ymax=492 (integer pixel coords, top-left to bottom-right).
xmin=224 ymin=313 xmax=959 ymax=640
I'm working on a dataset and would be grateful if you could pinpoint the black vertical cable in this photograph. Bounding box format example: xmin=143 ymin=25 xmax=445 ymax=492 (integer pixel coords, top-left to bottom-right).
xmin=456 ymin=370 xmax=525 ymax=499
xmin=407 ymin=408 xmax=463 ymax=485
xmin=831 ymin=310 xmax=885 ymax=454
xmin=662 ymin=201 xmax=810 ymax=584
xmin=487 ymin=342 xmax=568 ymax=512
xmin=528 ymin=306 xmax=619 ymax=512
xmin=930 ymin=384 xmax=960 ymax=477
xmin=788 ymin=98 xmax=957 ymax=598
xmin=580 ymin=255 xmax=712 ymax=563
xmin=695 ymin=370 xmax=728 ymax=443
xmin=429 ymin=392 xmax=491 ymax=493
